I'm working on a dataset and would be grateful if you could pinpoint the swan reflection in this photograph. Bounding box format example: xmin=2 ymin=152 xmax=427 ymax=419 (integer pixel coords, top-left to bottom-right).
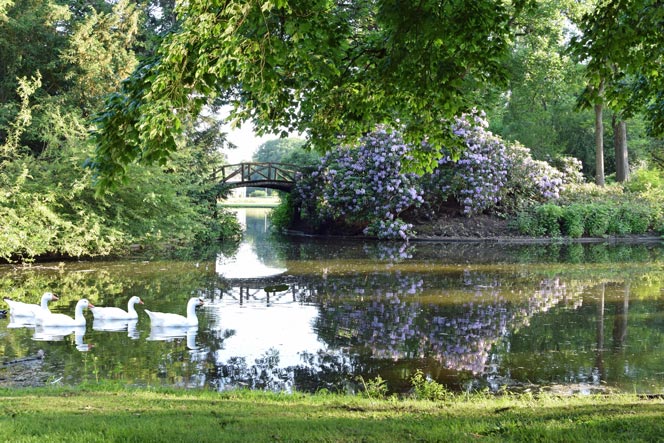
xmin=93 ymin=318 xmax=140 ymax=339
xmin=7 ymin=315 xmax=36 ymax=328
xmin=32 ymin=325 xmax=92 ymax=351
xmin=148 ymin=325 xmax=199 ymax=350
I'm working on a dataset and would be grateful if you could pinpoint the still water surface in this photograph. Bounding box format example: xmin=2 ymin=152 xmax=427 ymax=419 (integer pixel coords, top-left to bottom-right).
xmin=3 ymin=208 xmax=664 ymax=394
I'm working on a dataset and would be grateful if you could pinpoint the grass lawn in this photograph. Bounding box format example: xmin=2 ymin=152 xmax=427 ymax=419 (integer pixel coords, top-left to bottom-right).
xmin=1 ymin=385 xmax=663 ymax=442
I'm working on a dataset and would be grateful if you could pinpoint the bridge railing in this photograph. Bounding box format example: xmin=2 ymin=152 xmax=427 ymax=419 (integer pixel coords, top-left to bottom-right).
xmin=215 ymin=162 xmax=300 ymax=191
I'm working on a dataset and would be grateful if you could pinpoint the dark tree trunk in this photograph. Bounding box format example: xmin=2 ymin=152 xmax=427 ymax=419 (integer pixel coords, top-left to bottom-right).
xmin=595 ymin=102 xmax=605 ymax=186
xmin=613 ymin=116 xmax=629 ymax=182
xmin=594 ymin=81 xmax=605 ymax=186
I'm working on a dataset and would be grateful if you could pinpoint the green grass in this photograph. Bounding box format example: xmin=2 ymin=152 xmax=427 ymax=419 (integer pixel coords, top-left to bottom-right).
xmin=1 ymin=385 xmax=663 ymax=442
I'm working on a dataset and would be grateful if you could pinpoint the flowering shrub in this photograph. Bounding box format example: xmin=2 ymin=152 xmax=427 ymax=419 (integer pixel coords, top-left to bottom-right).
xmin=428 ymin=111 xmax=509 ymax=215
xmin=292 ymin=110 xmax=582 ymax=237
xmin=427 ymin=110 xmax=576 ymax=216
xmin=293 ymin=129 xmax=423 ymax=239
xmin=500 ymin=142 xmax=567 ymax=213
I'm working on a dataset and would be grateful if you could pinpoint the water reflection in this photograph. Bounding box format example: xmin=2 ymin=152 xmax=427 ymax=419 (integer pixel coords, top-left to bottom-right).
xmin=93 ymin=319 xmax=140 ymax=339
xmin=148 ymin=325 xmax=199 ymax=350
xmin=2 ymin=207 xmax=664 ymax=394
xmin=7 ymin=315 xmax=37 ymax=328
xmin=215 ymin=208 xmax=287 ymax=279
xmin=215 ymin=243 xmax=287 ymax=279
xmin=32 ymin=325 xmax=91 ymax=352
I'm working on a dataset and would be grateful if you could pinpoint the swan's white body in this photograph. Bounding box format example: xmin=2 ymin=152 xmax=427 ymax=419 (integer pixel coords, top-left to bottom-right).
xmin=3 ymin=292 xmax=58 ymax=317
xmin=144 ymin=297 xmax=203 ymax=327
xmin=36 ymin=299 xmax=94 ymax=327
xmin=91 ymin=296 xmax=143 ymax=320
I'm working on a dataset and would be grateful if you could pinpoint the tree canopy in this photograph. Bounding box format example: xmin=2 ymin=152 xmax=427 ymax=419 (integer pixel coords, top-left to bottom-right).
xmin=571 ymin=0 xmax=664 ymax=135
xmin=92 ymin=0 xmax=531 ymax=187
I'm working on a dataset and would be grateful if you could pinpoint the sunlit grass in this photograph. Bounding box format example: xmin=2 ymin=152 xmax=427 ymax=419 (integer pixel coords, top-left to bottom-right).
xmin=1 ymin=385 xmax=663 ymax=442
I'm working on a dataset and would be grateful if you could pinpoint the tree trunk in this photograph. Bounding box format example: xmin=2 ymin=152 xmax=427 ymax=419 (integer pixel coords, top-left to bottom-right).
xmin=595 ymin=102 xmax=605 ymax=186
xmin=613 ymin=116 xmax=629 ymax=182
xmin=612 ymin=283 xmax=629 ymax=350
xmin=594 ymin=80 xmax=605 ymax=186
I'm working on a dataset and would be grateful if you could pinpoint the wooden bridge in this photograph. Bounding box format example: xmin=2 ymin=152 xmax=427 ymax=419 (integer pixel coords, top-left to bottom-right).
xmin=217 ymin=162 xmax=299 ymax=192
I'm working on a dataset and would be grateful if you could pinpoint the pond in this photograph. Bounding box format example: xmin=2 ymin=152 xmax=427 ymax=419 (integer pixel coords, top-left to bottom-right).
xmin=2 ymin=207 xmax=664 ymax=395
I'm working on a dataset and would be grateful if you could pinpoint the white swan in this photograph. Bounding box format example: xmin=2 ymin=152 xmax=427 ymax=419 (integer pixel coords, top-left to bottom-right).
xmin=91 ymin=296 xmax=143 ymax=320
xmin=36 ymin=299 xmax=94 ymax=327
xmin=144 ymin=297 xmax=204 ymax=327
xmin=3 ymin=292 xmax=59 ymax=317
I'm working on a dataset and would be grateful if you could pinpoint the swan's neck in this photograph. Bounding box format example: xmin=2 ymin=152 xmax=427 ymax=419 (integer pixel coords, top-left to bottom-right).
xmin=127 ymin=301 xmax=138 ymax=316
xmin=40 ymin=296 xmax=50 ymax=310
xmin=186 ymin=300 xmax=199 ymax=320
xmin=74 ymin=304 xmax=86 ymax=321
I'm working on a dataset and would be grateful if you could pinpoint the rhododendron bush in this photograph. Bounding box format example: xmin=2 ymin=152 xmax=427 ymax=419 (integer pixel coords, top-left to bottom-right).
xmin=292 ymin=111 xmax=582 ymax=239
xmin=428 ymin=111 xmax=581 ymax=216
xmin=294 ymin=129 xmax=424 ymax=240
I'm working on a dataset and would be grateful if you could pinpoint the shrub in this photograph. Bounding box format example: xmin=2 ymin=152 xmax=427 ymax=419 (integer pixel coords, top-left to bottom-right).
xmin=607 ymin=205 xmax=631 ymax=235
xmin=583 ymin=203 xmax=610 ymax=237
xmin=410 ymin=370 xmax=449 ymax=401
xmin=293 ymin=128 xmax=423 ymax=239
xmin=427 ymin=111 xmax=571 ymax=217
xmin=561 ymin=205 xmax=585 ymax=238
xmin=625 ymin=168 xmax=664 ymax=193
xmin=503 ymin=142 xmax=566 ymax=211
xmin=270 ymin=193 xmax=297 ymax=231
xmin=357 ymin=375 xmax=388 ymax=400
xmin=512 ymin=212 xmax=545 ymax=236
xmin=535 ymin=204 xmax=563 ymax=237
xmin=250 ymin=190 xmax=268 ymax=197
xmin=619 ymin=202 xmax=653 ymax=234
xmin=429 ymin=111 xmax=509 ymax=215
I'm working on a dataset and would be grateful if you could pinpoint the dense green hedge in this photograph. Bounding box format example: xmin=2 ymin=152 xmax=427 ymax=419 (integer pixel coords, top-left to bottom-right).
xmin=514 ymin=200 xmax=660 ymax=238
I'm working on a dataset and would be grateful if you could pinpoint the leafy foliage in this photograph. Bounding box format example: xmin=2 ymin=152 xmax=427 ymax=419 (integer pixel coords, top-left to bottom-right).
xmin=514 ymin=198 xmax=660 ymax=238
xmin=91 ymin=0 xmax=527 ymax=187
xmin=571 ymin=0 xmax=664 ymax=136
xmin=252 ymin=138 xmax=306 ymax=164
xmin=0 ymin=0 xmax=241 ymax=262
xmin=410 ymin=370 xmax=450 ymax=401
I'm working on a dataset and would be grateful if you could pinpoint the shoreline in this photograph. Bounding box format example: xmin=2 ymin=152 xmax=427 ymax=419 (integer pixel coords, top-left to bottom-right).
xmin=283 ymin=229 xmax=664 ymax=245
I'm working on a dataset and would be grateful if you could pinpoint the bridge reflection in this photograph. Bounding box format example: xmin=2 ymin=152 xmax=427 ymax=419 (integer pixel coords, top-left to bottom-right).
xmin=218 ymin=281 xmax=316 ymax=306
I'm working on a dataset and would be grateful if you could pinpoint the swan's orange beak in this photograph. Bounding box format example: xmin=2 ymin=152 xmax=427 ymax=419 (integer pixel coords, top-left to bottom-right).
xmin=198 ymin=299 xmax=204 ymax=306
xmin=88 ymin=302 xmax=95 ymax=308
xmin=139 ymin=299 xmax=144 ymax=304
xmin=52 ymin=294 xmax=59 ymax=301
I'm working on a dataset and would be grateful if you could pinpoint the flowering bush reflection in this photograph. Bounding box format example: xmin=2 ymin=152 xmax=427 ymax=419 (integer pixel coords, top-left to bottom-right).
xmin=313 ymin=275 xmax=582 ymax=375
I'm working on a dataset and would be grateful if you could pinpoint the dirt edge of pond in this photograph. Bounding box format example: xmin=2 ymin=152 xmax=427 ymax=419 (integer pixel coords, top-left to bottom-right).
xmin=287 ymin=212 xmax=663 ymax=244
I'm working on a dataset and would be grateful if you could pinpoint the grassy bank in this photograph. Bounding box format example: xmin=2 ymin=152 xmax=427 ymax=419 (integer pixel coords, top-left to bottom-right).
xmin=1 ymin=385 xmax=663 ymax=442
